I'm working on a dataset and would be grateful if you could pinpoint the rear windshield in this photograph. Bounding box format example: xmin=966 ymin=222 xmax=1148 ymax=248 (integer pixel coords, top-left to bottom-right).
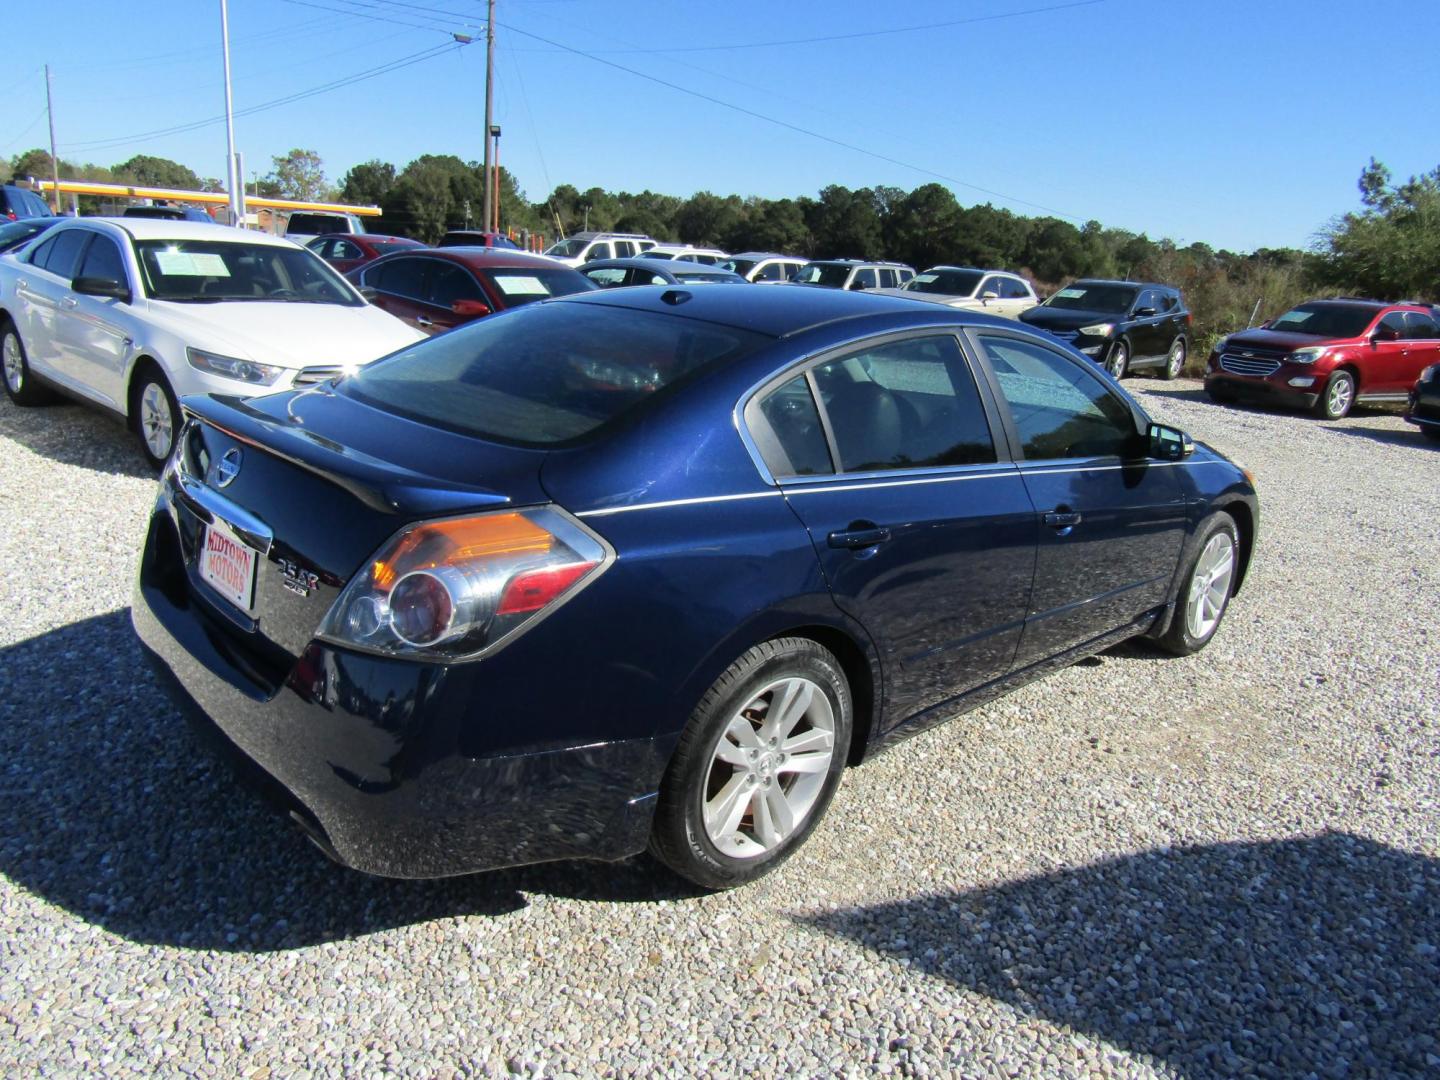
xmin=793 ymin=263 xmax=851 ymax=287
xmin=288 ymin=214 xmax=351 ymax=235
xmin=1268 ymin=302 xmax=1379 ymax=338
xmin=135 ymin=239 xmax=360 ymax=305
xmin=481 ymin=267 xmax=596 ymax=306
xmin=1043 ymin=283 xmax=1138 ymax=314
xmin=905 ymin=269 xmax=983 ymax=296
xmin=371 ymin=237 xmax=424 ymax=251
xmin=338 ymin=301 xmax=769 ymax=446
xmin=546 ymin=237 xmax=588 ymax=258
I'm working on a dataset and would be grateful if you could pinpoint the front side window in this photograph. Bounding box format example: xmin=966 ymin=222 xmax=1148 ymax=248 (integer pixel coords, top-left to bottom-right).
xmin=427 ymin=263 xmax=483 ymax=308
xmin=78 ymin=235 xmax=126 ymax=283
xmin=332 ymin=240 xmax=363 ymax=260
xmin=851 ymin=268 xmax=879 ymax=290
xmin=1378 ymin=312 xmax=1407 ymax=338
xmin=134 ymin=240 xmax=358 ymax=304
xmin=583 ymin=242 xmax=613 ymax=262
xmin=1000 ymin=277 xmax=1032 ymax=300
xmin=979 ymin=335 xmax=1140 ymax=460
xmin=757 ymin=262 xmax=785 ymax=282
xmin=811 ymin=336 xmax=995 ymax=472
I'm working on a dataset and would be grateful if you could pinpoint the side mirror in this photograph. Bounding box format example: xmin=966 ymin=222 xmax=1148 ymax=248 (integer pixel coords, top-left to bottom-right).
xmin=358 ymin=286 xmax=379 ymax=302
xmin=1147 ymin=422 xmax=1193 ymax=461
xmin=850 ymin=280 xmax=868 ymax=291
xmin=72 ymin=276 xmax=130 ymax=303
xmin=981 ymin=290 xmax=998 ymax=302
xmin=452 ymin=298 xmax=491 ymax=317
xmin=1372 ymin=325 xmax=1400 ymax=343
xmin=1133 ymin=306 xmax=1158 ymax=318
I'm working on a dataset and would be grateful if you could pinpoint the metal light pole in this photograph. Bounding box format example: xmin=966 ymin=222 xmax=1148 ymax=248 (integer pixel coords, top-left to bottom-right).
xmin=481 ymin=0 xmax=495 ymax=234
xmin=490 ymin=125 xmax=502 ymax=232
xmin=220 ymin=0 xmax=242 ymax=226
xmin=44 ymin=66 xmax=61 ymax=214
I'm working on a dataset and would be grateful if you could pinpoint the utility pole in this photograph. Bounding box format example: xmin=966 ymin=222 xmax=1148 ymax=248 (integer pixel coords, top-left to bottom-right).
xmin=481 ymin=0 xmax=495 ymax=234
xmin=44 ymin=66 xmax=61 ymax=214
xmin=220 ymin=0 xmax=242 ymax=226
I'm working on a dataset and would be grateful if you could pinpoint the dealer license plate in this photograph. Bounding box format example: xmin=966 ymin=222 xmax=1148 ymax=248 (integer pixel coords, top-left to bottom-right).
xmin=200 ymin=522 xmax=258 ymax=612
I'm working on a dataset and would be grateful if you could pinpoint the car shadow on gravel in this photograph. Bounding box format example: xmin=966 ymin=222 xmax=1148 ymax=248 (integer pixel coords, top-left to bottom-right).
xmin=0 ymin=398 xmax=152 ymax=480
xmin=1320 ymin=424 xmax=1439 ymax=451
xmin=0 ymin=611 xmax=696 ymax=953
xmin=802 ymin=833 xmax=1440 ymax=1078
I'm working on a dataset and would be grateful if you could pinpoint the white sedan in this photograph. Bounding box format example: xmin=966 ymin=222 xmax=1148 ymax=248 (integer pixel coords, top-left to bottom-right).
xmin=0 ymin=219 xmax=424 ymax=466
xmin=872 ymin=266 xmax=1039 ymax=319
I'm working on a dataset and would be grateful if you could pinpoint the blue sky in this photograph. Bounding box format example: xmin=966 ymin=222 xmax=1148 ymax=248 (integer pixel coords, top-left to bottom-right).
xmin=6 ymin=0 xmax=1436 ymax=252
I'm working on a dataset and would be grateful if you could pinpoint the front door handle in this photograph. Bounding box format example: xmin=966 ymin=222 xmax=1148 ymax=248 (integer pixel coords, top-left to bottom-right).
xmin=416 ymin=316 xmax=434 ymax=328
xmin=61 ymin=296 xmax=78 ymax=309
xmin=1044 ymin=511 xmax=1082 ymax=529
xmin=828 ymin=526 xmax=892 ymax=550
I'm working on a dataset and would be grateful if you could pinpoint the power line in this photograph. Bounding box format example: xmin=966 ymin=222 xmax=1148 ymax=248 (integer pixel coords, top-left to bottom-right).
xmin=77 ymin=14 xmax=336 ymax=72
xmin=2 ymin=105 xmax=50 ymax=154
xmin=281 ymin=0 xmax=475 ymax=36
xmin=61 ymin=41 xmax=466 ymax=155
xmin=495 ymin=19 xmax=1083 ymax=221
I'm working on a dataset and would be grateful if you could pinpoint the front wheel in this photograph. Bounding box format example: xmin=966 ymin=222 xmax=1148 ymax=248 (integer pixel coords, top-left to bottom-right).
xmin=1105 ymin=340 xmax=1129 ymax=380
xmin=131 ymin=363 xmax=180 ymax=470
xmin=1314 ymin=370 xmax=1355 ymax=420
xmin=1160 ymin=337 xmax=1187 ymax=380
xmin=649 ymin=637 xmax=852 ymax=890
xmin=1153 ymin=515 xmax=1238 ymax=656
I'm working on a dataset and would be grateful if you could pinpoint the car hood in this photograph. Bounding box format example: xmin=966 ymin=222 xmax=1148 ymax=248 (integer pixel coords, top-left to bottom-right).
xmin=1020 ymin=306 xmax=1122 ymax=331
xmin=1219 ymin=328 xmax=1335 ymax=353
xmin=145 ymin=299 xmax=426 ymax=369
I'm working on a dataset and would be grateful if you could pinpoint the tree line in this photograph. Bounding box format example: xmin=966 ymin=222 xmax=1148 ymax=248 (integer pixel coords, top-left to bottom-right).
xmin=7 ymin=145 xmax=1436 ymax=357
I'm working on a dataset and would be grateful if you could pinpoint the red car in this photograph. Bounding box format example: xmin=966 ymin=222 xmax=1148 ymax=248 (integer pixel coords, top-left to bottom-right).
xmin=346 ymin=247 xmax=595 ymax=335
xmin=1206 ymin=299 xmax=1440 ymax=420
xmin=305 ymin=234 xmax=425 ymax=275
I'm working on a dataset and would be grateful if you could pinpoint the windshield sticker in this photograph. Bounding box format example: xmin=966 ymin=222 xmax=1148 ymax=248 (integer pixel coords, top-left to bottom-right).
xmin=494 ymin=275 xmax=550 ymax=296
xmin=1277 ymin=311 xmax=1312 ymax=325
xmin=154 ymin=251 xmax=231 ymax=277
xmin=1054 ymin=287 xmax=1085 ymax=299
xmin=913 ymin=273 xmax=938 ymax=283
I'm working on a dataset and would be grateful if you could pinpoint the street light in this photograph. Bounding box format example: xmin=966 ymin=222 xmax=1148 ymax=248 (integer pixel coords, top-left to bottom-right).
xmin=489 ymin=124 xmax=502 ymax=233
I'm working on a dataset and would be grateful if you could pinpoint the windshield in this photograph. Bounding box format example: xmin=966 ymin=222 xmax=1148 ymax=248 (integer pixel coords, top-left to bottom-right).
xmin=339 ymin=302 xmax=768 ymax=446
xmin=793 ymin=263 xmax=851 ymax=287
xmin=1267 ymin=303 xmax=1379 ymax=338
xmin=135 ymin=239 xmax=360 ymax=304
xmin=904 ymin=269 xmax=984 ymax=297
xmin=1042 ymin=283 xmax=1138 ymax=314
xmin=482 ymin=268 xmax=596 ymax=307
xmin=546 ymin=237 xmax=589 ymax=258
xmin=720 ymin=258 xmax=756 ymax=276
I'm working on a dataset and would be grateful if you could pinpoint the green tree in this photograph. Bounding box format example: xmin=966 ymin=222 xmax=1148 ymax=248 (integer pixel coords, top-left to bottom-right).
xmin=268 ymin=148 xmax=329 ymax=201
xmin=1314 ymin=157 xmax=1440 ymax=300
xmin=114 ymin=154 xmax=202 ymax=190
xmin=888 ymin=183 xmax=962 ymax=270
xmin=339 ymin=159 xmax=397 ymax=206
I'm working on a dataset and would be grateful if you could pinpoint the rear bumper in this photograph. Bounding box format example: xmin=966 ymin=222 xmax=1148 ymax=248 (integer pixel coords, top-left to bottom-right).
xmin=132 ymin=542 xmax=667 ymax=879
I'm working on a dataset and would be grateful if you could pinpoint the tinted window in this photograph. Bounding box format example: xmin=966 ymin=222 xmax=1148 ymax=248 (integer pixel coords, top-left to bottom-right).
xmin=905 ymin=269 xmax=982 ymax=297
xmin=78 ymin=235 xmax=126 ymax=282
xmin=1268 ymin=303 xmax=1378 ymax=338
xmin=583 ymin=267 xmax=627 ymax=288
xmin=0 ymin=218 xmax=58 ymax=254
xmin=1403 ymin=312 xmax=1439 ymax=339
xmin=1135 ymin=289 xmax=1161 ymax=314
xmin=757 ymin=262 xmax=786 ymax=282
xmin=38 ymin=230 xmax=90 ymax=280
xmin=722 ymin=258 xmax=757 ymax=276
xmin=25 ymin=235 xmax=58 ymax=267
xmin=1378 ymin=312 xmax=1407 ymax=337
xmin=794 ymin=263 xmax=850 ymax=287
xmin=999 ymin=277 xmax=1031 ymax=300
xmin=372 ymin=257 xmax=428 ymax=300
xmin=756 ymin=375 xmax=832 ymax=477
xmin=851 ymin=268 xmax=879 ymax=290
xmin=878 ymin=268 xmax=897 ymax=288
xmin=1043 ymin=283 xmax=1139 ymax=314
xmin=331 ymin=239 xmax=363 ymax=260
xmin=341 ymin=303 xmax=768 ymax=446
xmin=427 ymin=263 xmax=482 ymax=307
xmin=980 ymin=335 xmax=1140 ymax=460
xmin=583 ymin=242 xmax=613 ymax=262
xmin=613 ymin=241 xmax=638 ymax=258
xmin=1160 ymin=291 xmax=1180 ymax=312
xmin=812 ymin=336 xmax=995 ymax=472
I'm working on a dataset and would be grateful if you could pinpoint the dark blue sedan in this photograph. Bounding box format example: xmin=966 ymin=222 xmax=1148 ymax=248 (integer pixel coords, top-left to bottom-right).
xmin=133 ymin=286 xmax=1258 ymax=888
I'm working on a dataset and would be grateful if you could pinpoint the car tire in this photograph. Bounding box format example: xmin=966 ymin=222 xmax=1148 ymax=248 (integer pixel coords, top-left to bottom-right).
xmin=1105 ymin=340 xmax=1129 ymax=380
xmin=1314 ymin=370 xmax=1356 ymax=420
xmin=2 ymin=322 xmax=57 ymax=406
xmin=1152 ymin=514 xmax=1239 ymax=656
xmin=649 ymin=637 xmax=852 ymax=890
xmin=130 ymin=362 xmax=180 ymax=470
xmin=1160 ymin=337 xmax=1187 ymax=380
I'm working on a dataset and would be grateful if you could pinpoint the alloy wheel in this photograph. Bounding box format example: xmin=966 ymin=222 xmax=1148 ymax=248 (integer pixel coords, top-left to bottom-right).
xmin=1166 ymin=339 xmax=1186 ymax=378
xmin=1185 ymin=532 xmax=1235 ymax=640
xmin=1107 ymin=342 xmax=1128 ymax=379
xmin=1327 ymin=376 xmax=1353 ymax=418
xmin=2 ymin=333 xmax=22 ymax=393
xmin=701 ymin=676 xmax=836 ymax=859
xmin=140 ymin=382 xmax=174 ymax=459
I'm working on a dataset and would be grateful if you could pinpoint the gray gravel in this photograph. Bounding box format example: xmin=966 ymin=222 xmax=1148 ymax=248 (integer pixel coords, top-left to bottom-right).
xmin=1 ymin=379 xmax=1437 ymax=1079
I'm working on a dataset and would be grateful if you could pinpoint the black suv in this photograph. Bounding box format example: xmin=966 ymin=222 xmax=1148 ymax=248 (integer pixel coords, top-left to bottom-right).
xmin=1 ymin=184 xmax=54 ymax=222
xmin=1021 ymin=279 xmax=1191 ymax=379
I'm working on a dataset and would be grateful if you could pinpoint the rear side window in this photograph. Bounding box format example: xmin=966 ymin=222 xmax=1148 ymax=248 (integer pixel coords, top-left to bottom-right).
xmin=754 ymin=375 xmax=833 ymax=477
xmin=340 ymin=302 xmax=768 ymax=446
xmin=756 ymin=262 xmax=786 ymax=282
xmin=38 ymin=230 xmax=90 ymax=279
xmin=1403 ymin=312 xmax=1439 ymax=339
xmin=426 ymin=263 xmax=482 ymax=307
xmin=613 ymin=241 xmax=638 ymax=257
xmin=332 ymin=239 xmax=363 ymax=260
xmin=979 ymin=335 xmax=1139 ymax=460
xmin=372 ymin=257 xmax=428 ymax=300
xmin=810 ymin=336 xmax=995 ymax=472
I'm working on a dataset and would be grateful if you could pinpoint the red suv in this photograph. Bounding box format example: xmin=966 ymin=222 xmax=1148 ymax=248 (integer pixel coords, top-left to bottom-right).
xmin=1206 ymin=299 xmax=1440 ymax=419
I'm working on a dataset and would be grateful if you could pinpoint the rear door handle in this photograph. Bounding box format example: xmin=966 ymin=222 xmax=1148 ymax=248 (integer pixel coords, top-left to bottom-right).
xmin=1044 ymin=511 xmax=1082 ymax=528
xmin=827 ymin=526 xmax=892 ymax=550
xmin=416 ymin=316 xmax=434 ymax=328
xmin=61 ymin=296 xmax=78 ymax=309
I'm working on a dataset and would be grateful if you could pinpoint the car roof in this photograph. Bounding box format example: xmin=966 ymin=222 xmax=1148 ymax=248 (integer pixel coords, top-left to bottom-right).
xmin=1072 ymin=278 xmax=1168 ymax=290
xmin=365 ymin=247 xmax=563 ymax=270
xmin=65 ymin=217 xmax=294 ymax=245
xmin=728 ymin=252 xmax=803 ymax=260
xmin=553 ymin=280 xmax=990 ymax=337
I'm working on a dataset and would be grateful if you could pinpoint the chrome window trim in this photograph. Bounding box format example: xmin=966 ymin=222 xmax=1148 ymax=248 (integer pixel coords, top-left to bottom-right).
xmin=575 ymin=489 xmax=783 ymax=518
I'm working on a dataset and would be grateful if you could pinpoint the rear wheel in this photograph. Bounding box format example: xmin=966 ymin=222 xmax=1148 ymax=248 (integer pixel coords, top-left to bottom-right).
xmin=649 ymin=637 xmax=851 ymax=890
xmin=1160 ymin=337 xmax=1187 ymax=380
xmin=1314 ymin=370 xmax=1355 ymax=420
xmin=1153 ymin=515 xmax=1238 ymax=656
xmin=2 ymin=323 xmax=56 ymax=406
xmin=131 ymin=362 xmax=180 ymax=470
xmin=1105 ymin=340 xmax=1129 ymax=380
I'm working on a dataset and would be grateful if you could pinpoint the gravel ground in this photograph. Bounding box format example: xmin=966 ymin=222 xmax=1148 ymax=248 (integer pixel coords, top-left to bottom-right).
xmin=1 ymin=379 xmax=1437 ymax=1079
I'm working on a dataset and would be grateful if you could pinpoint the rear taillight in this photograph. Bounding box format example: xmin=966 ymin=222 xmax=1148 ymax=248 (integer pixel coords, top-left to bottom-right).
xmin=317 ymin=506 xmax=612 ymax=661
